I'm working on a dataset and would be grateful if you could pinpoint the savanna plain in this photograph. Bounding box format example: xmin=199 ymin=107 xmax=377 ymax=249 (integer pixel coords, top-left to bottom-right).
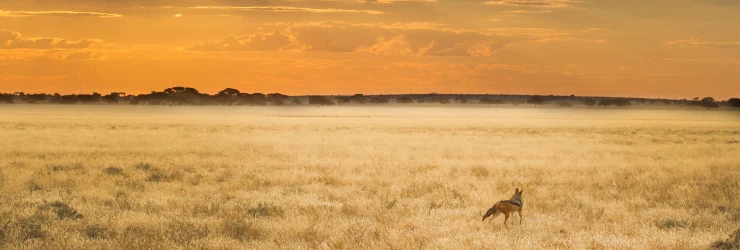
xmin=0 ymin=105 xmax=738 ymax=249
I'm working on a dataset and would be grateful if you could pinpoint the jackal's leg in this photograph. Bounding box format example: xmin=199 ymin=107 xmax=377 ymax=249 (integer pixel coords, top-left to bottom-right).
xmin=503 ymin=213 xmax=510 ymax=226
xmin=518 ymin=210 xmax=522 ymax=225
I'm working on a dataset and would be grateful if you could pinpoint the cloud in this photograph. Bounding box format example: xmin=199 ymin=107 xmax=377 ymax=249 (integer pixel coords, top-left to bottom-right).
xmin=503 ymin=9 xmax=553 ymax=13
xmin=191 ymin=6 xmax=384 ymax=15
xmin=664 ymin=39 xmax=740 ymax=49
xmin=189 ymin=22 xmax=511 ymax=56
xmin=485 ymin=0 xmax=578 ymax=8
xmin=0 ymin=30 xmax=97 ymax=49
xmin=0 ymin=10 xmax=122 ymax=18
xmin=355 ymin=0 xmax=437 ymax=3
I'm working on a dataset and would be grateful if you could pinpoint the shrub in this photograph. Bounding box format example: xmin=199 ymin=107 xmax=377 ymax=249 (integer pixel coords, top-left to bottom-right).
xmin=85 ymin=225 xmax=115 ymax=239
xmin=39 ymin=201 xmax=83 ymax=220
xmin=18 ymin=216 xmax=45 ymax=241
xmin=711 ymin=228 xmax=740 ymax=249
xmin=135 ymin=162 xmax=151 ymax=171
xmin=247 ymin=203 xmax=284 ymax=218
xmin=104 ymin=167 xmax=124 ymax=175
xmin=656 ymin=219 xmax=689 ymax=230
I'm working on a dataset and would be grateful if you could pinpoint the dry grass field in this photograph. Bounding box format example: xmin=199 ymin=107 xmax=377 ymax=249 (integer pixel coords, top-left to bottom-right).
xmin=0 ymin=105 xmax=739 ymax=249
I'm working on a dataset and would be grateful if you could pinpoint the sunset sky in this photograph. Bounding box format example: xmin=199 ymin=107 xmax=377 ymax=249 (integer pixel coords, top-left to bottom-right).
xmin=1 ymin=0 xmax=739 ymax=99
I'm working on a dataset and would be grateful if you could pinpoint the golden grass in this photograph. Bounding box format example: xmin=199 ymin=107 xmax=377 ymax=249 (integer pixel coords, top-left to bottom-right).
xmin=0 ymin=105 xmax=739 ymax=249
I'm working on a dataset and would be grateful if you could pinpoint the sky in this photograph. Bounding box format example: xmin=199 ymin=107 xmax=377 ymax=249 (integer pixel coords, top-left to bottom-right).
xmin=1 ymin=0 xmax=739 ymax=99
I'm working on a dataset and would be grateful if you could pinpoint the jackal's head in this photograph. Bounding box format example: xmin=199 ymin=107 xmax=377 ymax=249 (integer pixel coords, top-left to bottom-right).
xmin=512 ymin=188 xmax=523 ymax=198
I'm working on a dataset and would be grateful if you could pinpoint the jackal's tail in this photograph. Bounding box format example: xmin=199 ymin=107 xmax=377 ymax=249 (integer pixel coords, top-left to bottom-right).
xmin=482 ymin=206 xmax=499 ymax=221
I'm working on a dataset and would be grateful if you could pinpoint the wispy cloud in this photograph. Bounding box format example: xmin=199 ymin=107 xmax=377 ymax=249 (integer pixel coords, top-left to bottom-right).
xmin=356 ymin=0 xmax=437 ymax=3
xmin=664 ymin=39 xmax=740 ymax=49
xmin=485 ymin=0 xmax=579 ymax=8
xmin=191 ymin=6 xmax=385 ymax=15
xmin=504 ymin=9 xmax=553 ymax=14
xmin=0 ymin=29 xmax=97 ymax=49
xmin=0 ymin=10 xmax=122 ymax=18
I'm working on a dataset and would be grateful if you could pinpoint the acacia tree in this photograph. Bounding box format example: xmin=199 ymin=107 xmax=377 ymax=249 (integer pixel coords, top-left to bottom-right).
xmin=217 ymin=88 xmax=240 ymax=106
xmin=700 ymin=97 xmax=719 ymax=109
xmin=728 ymin=98 xmax=740 ymax=109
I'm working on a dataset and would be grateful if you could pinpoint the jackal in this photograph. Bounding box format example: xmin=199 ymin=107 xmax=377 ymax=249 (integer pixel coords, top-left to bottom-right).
xmin=482 ymin=188 xmax=523 ymax=225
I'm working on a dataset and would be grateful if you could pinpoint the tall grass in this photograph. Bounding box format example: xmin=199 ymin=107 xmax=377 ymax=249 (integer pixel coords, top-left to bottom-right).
xmin=0 ymin=106 xmax=738 ymax=249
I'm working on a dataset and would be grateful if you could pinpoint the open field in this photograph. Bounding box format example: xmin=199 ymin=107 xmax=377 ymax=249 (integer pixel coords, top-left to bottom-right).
xmin=0 ymin=105 xmax=739 ymax=249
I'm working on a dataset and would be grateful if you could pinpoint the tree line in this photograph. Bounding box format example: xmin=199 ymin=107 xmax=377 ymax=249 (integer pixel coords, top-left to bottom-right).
xmin=1 ymin=87 xmax=739 ymax=109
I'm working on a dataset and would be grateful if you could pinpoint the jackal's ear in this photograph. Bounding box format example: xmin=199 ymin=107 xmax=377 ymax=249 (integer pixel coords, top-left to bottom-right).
xmin=519 ymin=189 xmax=523 ymax=195
xmin=515 ymin=188 xmax=519 ymax=193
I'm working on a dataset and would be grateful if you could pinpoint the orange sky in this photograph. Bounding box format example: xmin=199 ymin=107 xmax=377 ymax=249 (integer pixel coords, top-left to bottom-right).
xmin=1 ymin=0 xmax=739 ymax=99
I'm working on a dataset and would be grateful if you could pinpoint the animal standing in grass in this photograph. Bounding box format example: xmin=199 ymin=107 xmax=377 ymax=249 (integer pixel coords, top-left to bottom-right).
xmin=482 ymin=188 xmax=523 ymax=226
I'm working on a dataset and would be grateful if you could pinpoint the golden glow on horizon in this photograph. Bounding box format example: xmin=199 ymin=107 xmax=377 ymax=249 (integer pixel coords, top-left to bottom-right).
xmin=0 ymin=0 xmax=739 ymax=99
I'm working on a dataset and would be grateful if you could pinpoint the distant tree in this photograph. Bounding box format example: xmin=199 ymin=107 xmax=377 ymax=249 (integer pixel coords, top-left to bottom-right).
xmin=700 ymin=97 xmax=719 ymax=109
xmin=267 ymin=93 xmax=288 ymax=99
xmin=309 ymin=96 xmax=334 ymax=105
xmin=480 ymin=98 xmax=506 ymax=104
xmin=598 ymin=99 xmax=612 ymax=108
xmin=369 ymin=97 xmax=389 ymax=104
xmin=728 ymin=98 xmax=740 ymax=109
xmin=102 ymin=92 xmax=123 ymax=104
xmin=557 ymin=102 xmax=572 ymax=107
xmin=335 ymin=96 xmax=351 ymax=104
xmin=59 ymin=95 xmax=78 ymax=104
xmin=527 ymin=96 xmax=545 ymax=107
xmin=0 ymin=93 xmax=14 ymax=104
xmin=396 ymin=96 xmax=414 ymax=104
xmin=292 ymin=98 xmax=302 ymax=105
xmin=454 ymin=96 xmax=468 ymax=104
xmin=581 ymin=98 xmax=596 ymax=107
xmin=217 ymin=88 xmax=240 ymax=106
xmin=351 ymin=94 xmax=366 ymax=104
xmin=612 ymin=99 xmax=631 ymax=108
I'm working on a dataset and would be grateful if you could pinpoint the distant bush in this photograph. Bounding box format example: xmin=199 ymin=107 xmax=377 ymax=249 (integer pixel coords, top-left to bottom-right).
xmin=247 ymin=203 xmax=284 ymax=218
xmin=135 ymin=162 xmax=151 ymax=171
xmin=656 ymin=219 xmax=689 ymax=230
xmin=39 ymin=201 xmax=83 ymax=220
xmin=104 ymin=166 xmax=124 ymax=175
xmin=18 ymin=215 xmax=46 ymax=241
xmin=85 ymin=225 xmax=115 ymax=239
xmin=711 ymin=228 xmax=740 ymax=249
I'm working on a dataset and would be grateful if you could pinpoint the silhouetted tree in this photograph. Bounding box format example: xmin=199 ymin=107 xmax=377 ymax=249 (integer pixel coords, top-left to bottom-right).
xmin=309 ymin=96 xmax=334 ymax=105
xmin=728 ymin=98 xmax=740 ymax=109
xmin=454 ymin=96 xmax=468 ymax=104
xmin=557 ymin=102 xmax=572 ymax=107
xmin=217 ymin=88 xmax=240 ymax=106
xmin=369 ymin=97 xmax=389 ymax=104
xmin=527 ymin=96 xmax=545 ymax=107
xmin=396 ymin=96 xmax=414 ymax=104
xmin=0 ymin=93 xmax=14 ymax=104
xmin=292 ymin=98 xmax=302 ymax=105
xmin=612 ymin=99 xmax=631 ymax=108
xmin=700 ymin=97 xmax=719 ymax=109
xmin=335 ymin=96 xmax=351 ymax=104
xmin=480 ymin=98 xmax=506 ymax=104
xmin=351 ymin=94 xmax=366 ymax=104
xmin=598 ymin=99 xmax=612 ymax=107
xmin=102 ymin=92 xmax=123 ymax=104
xmin=581 ymin=98 xmax=596 ymax=107
xmin=59 ymin=95 xmax=78 ymax=104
